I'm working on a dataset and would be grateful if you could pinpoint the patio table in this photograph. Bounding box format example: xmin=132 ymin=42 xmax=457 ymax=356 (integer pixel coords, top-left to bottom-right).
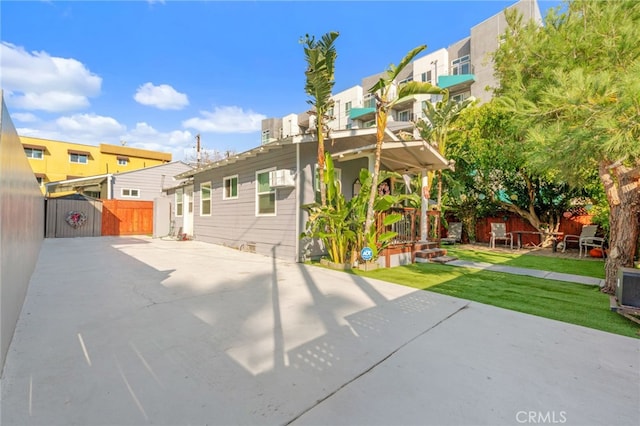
xmin=512 ymin=230 xmax=543 ymax=250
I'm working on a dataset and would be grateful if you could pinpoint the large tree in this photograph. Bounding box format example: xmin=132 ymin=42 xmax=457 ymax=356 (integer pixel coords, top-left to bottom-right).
xmin=302 ymin=31 xmax=339 ymax=206
xmin=447 ymin=101 xmax=592 ymax=240
xmin=494 ymin=0 xmax=640 ymax=293
xmin=363 ymin=46 xmax=442 ymax=239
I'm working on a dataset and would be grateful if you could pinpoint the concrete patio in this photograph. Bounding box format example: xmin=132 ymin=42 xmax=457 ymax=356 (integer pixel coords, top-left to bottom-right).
xmin=1 ymin=236 xmax=638 ymax=426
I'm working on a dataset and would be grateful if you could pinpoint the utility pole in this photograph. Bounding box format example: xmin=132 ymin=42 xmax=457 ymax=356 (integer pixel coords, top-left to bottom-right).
xmin=196 ymin=134 xmax=201 ymax=167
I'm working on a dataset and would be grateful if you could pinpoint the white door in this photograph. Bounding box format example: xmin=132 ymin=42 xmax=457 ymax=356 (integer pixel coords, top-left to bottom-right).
xmin=183 ymin=186 xmax=194 ymax=236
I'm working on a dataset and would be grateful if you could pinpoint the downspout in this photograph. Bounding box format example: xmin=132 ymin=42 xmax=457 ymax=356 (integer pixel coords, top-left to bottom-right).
xmin=107 ymin=174 xmax=113 ymax=199
xmin=295 ymin=142 xmax=301 ymax=262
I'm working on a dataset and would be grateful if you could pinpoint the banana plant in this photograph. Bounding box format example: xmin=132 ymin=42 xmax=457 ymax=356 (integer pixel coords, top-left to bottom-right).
xmin=363 ymin=45 xmax=444 ymax=239
xmin=302 ymin=31 xmax=339 ymax=206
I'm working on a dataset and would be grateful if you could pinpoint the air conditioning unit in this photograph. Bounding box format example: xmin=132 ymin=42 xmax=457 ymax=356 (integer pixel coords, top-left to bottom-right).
xmin=269 ymin=169 xmax=295 ymax=188
xmin=616 ymin=267 xmax=640 ymax=308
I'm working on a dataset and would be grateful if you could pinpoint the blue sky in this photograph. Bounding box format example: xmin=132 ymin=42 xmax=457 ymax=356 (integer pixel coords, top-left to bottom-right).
xmin=1 ymin=0 xmax=561 ymax=161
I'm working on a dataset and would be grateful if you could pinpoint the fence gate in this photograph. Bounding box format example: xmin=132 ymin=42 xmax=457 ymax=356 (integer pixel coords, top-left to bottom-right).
xmin=45 ymin=196 xmax=103 ymax=238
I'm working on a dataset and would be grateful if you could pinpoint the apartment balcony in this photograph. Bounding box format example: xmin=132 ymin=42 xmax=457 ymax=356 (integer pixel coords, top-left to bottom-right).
xmin=349 ymin=107 xmax=376 ymax=121
xmin=437 ymin=74 xmax=476 ymax=92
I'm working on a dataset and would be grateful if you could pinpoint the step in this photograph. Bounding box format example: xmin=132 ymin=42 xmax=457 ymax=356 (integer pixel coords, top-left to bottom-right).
xmin=413 ymin=241 xmax=439 ymax=251
xmin=415 ymin=248 xmax=448 ymax=263
xmin=431 ymin=255 xmax=459 ymax=264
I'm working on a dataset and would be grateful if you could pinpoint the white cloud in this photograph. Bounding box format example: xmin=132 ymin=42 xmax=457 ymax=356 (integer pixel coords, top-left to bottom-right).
xmin=182 ymin=106 xmax=266 ymax=133
xmin=120 ymin=122 xmax=193 ymax=161
xmin=0 ymin=42 xmax=102 ymax=112
xmin=56 ymin=113 xmax=125 ymax=137
xmin=134 ymin=82 xmax=189 ymax=110
xmin=11 ymin=112 xmax=39 ymax=123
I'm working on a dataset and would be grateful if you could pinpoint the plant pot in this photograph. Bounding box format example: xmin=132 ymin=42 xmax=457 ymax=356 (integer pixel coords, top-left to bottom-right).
xmin=358 ymin=261 xmax=379 ymax=271
xmin=320 ymin=258 xmax=351 ymax=270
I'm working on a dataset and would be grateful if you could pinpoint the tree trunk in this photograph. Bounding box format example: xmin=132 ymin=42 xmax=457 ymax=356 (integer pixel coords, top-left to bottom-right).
xmin=364 ymin=107 xmax=387 ymax=240
xmin=317 ymin=119 xmax=327 ymax=207
xmin=600 ymin=162 xmax=640 ymax=294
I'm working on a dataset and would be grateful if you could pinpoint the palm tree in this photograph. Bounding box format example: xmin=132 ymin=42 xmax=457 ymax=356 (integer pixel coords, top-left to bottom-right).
xmin=416 ymin=90 xmax=475 ymax=210
xmin=302 ymin=31 xmax=339 ymax=206
xmin=363 ymin=45 xmax=443 ymax=239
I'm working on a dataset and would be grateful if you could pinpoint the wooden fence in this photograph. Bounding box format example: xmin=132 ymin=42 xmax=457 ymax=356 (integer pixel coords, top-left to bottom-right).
xmin=470 ymin=214 xmax=595 ymax=245
xmin=45 ymin=198 xmax=103 ymax=238
xmin=101 ymin=200 xmax=153 ymax=236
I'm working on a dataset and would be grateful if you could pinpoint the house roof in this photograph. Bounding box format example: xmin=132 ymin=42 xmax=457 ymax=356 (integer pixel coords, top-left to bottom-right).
xmin=175 ymin=127 xmax=451 ymax=179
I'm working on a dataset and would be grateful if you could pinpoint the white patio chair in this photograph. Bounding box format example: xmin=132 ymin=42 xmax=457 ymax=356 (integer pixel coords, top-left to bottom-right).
xmin=490 ymin=222 xmax=513 ymax=249
xmin=441 ymin=222 xmax=462 ymax=244
xmin=563 ymin=225 xmax=605 ymax=258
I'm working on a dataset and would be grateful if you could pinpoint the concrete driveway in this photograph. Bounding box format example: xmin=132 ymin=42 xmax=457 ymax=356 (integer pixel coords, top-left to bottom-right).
xmin=1 ymin=237 xmax=638 ymax=426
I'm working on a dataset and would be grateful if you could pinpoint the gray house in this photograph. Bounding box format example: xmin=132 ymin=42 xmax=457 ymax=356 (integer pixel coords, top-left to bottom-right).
xmin=169 ymin=128 xmax=450 ymax=263
xmin=45 ymin=161 xmax=193 ymax=200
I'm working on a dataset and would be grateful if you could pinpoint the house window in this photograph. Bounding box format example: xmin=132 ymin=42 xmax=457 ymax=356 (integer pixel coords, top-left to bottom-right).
xmin=200 ymin=182 xmax=211 ymax=216
xmin=363 ymin=119 xmax=375 ymax=128
xmin=117 ymin=156 xmax=129 ymax=166
xmin=121 ymin=188 xmax=140 ymax=198
xmin=69 ymin=153 xmax=88 ymax=164
xmin=223 ymin=175 xmax=238 ymax=199
xmin=327 ymin=106 xmax=334 ymax=118
xmin=35 ymin=176 xmax=44 ymax=186
xmin=315 ymin=164 xmax=342 ymax=203
xmin=256 ymin=169 xmax=276 ymax=216
xmin=451 ymin=55 xmax=471 ymax=75
xmin=261 ymin=129 xmax=270 ymax=144
xmin=399 ymin=76 xmax=413 ymax=84
xmin=345 ymin=101 xmax=352 ymax=115
xmin=25 ymin=148 xmax=44 ymax=159
xmin=176 ymin=189 xmax=184 ymax=217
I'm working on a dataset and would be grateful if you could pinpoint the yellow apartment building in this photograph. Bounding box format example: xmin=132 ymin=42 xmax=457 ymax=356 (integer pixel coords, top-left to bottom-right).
xmin=21 ymin=136 xmax=172 ymax=193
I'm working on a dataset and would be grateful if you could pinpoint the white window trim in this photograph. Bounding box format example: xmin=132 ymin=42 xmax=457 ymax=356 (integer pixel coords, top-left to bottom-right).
xmin=25 ymin=148 xmax=44 ymax=160
xmin=315 ymin=164 xmax=342 ymax=196
xmin=200 ymin=182 xmax=212 ymax=216
xmin=121 ymin=188 xmax=140 ymax=198
xmin=69 ymin=153 xmax=88 ymax=164
xmin=255 ymin=167 xmax=276 ymax=217
xmin=223 ymin=174 xmax=239 ymax=200
xmin=175 ymin=189 xmax=184 ymax=217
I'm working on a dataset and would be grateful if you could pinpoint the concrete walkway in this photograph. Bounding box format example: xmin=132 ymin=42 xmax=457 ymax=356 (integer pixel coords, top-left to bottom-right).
xmin=1 ymin=237 xmax=638 ymax=426
xmin=446 ymin=260 xmax=606 ymax=286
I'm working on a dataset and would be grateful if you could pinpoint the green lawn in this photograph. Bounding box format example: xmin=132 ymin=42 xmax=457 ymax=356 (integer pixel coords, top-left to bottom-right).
xmin=445 ymin=247 xmax=606 ymax=278
xmin=349 ymin=257 xmax=639 ymax=339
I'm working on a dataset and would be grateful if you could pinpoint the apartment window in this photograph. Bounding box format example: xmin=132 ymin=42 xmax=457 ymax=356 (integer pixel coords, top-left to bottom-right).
xmin=344 ymin=101 xmax=352 ymax=115
xmin=261 ymin=129 xmax=270 ymax=144
xmin=364 ymin=93 xmax=376 ymax=109
xmin=117 ymin=156 xmax=129 ymax=166
xmin=121 ymin=188 xmax=140 ymax=198
xmin=256 ymin=169 xmax=276 ymax=216
xmin=176 ymin=189 xmax=184 ymax=217
xmin=69 ymin=153 xmax=88 ymax=164
xmin=200 ymin=182 xmax=212 ymax=215
xmin=25 ymin=148 xmax=44 ymax=159
xmin=397 ymin=109 xmax=412 ymax=122
xmin=223 ymin=175 xmax=238 ymax=199
xmin=451 ymin=55 xmax=471 ymax=75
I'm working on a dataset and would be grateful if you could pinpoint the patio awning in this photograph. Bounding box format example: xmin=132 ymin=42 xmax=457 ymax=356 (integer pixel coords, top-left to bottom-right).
xmin=331 ymin=139 xmax=451 ymax=173
xmin=45 ymin=174 xmax=112 ymax=195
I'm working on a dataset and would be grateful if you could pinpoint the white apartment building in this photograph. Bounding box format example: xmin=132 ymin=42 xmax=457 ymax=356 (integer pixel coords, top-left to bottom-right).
xmin=261 ymin=0 xmax=542 ymax=142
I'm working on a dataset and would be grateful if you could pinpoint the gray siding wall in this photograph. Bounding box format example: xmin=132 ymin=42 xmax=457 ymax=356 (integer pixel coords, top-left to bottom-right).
xmin=0 ymin=93 xmax=44 ymax=373
xmin=113 ymin=162 xmax=192 ymax=201
xmin=470 ymin=0 xmax=542 ymax=102
xmin=192 ymin=144 xmax=300 ymax=261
